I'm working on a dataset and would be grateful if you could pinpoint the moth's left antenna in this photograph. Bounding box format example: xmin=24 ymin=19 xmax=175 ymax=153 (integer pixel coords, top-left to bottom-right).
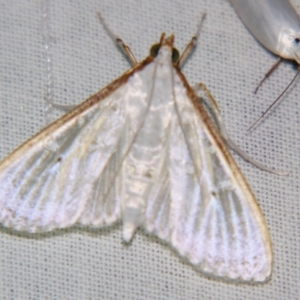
xmin=97 ymin=12 xmax=137 ymax=65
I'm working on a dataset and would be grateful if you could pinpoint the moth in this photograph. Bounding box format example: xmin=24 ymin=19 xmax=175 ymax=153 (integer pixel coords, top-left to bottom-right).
xmin=0 ymin=14 xmax=272 ymax=283
xmin=229 ymin=0 xmax=300 ymax=128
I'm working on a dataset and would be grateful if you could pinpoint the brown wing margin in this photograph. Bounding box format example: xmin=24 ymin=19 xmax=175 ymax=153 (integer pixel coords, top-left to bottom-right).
xmin=173 ymin=64 xmax=273 ymax=275
xmin=0 ymin=56 xmax=155 ymax=165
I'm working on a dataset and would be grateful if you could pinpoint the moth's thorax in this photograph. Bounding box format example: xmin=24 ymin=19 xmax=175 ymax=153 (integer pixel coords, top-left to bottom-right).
xmin=121 ymin=59 xmax=176 ymax=241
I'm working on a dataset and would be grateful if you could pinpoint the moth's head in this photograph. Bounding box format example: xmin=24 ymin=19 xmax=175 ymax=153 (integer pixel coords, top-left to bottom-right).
xmin=276 ymin=29 xmax=300 ymax=64
xmin=149 ymin=33 xmax=180 ymax=64
xmin=291 ymin=36 xmax=300 ymax=64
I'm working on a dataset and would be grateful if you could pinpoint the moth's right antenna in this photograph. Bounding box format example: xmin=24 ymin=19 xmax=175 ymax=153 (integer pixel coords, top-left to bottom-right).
xmin=178 ymin=13 xmax=206 ymax=67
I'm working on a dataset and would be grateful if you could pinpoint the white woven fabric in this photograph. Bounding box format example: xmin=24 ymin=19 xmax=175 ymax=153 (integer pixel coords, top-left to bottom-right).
xmin=0 ymin=0 xmax=299 ymax=299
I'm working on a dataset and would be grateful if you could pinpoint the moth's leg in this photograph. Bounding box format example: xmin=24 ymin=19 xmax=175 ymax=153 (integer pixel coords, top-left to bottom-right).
xmin=193 ymin=83 xmax=288 ymax=176
xmin=178 ymin=13 xmax=206 ymax=67
xmin=45 ymin=99 xmax=76 ymax=112
xmin=43 ymin=101 xmax=77 ymax=126
xmin=255 ymin=57 xmax=282 ymax=94
xmin=97 ymin=12 xmax=137 ymax=66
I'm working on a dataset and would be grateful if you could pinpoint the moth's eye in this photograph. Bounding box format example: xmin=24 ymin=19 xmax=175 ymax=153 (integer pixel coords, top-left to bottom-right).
xmin=150 ymin=44 xmax=161 ymax=58
xmin=172 ymin=48 xmax=180 ymax=63
xmin=294 ymin=38 xmax=300 ymax=45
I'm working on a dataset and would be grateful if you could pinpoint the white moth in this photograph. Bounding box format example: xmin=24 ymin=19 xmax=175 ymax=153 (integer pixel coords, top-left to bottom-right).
xmin=0 ymin=15 xmax=272 ymax=283
xmin=229 ymin=0 xmax=300 ymax=64
xmin=229 ymin=0 xmax=300 ymax=127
